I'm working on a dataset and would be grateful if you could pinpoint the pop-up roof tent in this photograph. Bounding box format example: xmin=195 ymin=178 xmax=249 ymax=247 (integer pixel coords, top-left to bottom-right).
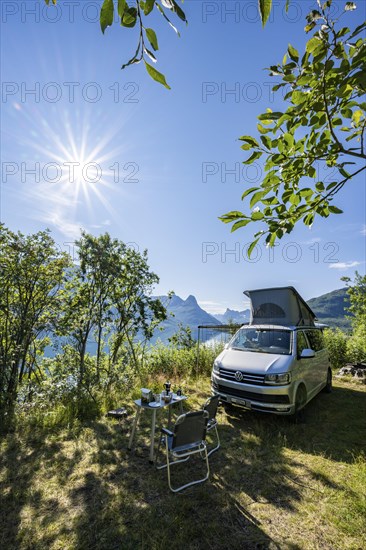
xmin=244 ymin=286 xmax=317 ymax=327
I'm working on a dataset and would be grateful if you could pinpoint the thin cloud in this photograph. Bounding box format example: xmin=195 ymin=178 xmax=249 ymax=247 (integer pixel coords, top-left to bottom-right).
xmin=329 ymin=261 xmax=361 ymax=270
xmin=40 ymin=211 xmax=84 ymax=241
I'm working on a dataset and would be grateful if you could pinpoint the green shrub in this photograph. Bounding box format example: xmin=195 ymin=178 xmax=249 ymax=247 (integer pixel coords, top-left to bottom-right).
xmin=145 ymin=341 xmax=223 ymax=379
xmin=347 ymin=325 xmax=366 ymax=364
xmin=324 ymin=328 xmax=349 ymax=370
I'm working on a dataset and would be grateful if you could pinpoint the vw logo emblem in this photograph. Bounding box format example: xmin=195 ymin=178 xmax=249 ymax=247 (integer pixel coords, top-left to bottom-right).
xmin=235 ymin=371 xmax=244 ymax=382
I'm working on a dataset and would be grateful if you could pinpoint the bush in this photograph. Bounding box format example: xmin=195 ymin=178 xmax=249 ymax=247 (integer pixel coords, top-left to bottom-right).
xmin=324 ymin=328 xmax=349 ymax=370
xmin=144 ymin=341 xmax=223 ymax=380
xmin=347 ymin=325 xmax=366 ymax=364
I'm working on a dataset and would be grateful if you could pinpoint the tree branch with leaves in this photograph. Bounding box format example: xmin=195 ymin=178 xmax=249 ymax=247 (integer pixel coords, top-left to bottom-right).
xmin=220 ymin=1 xmax=365 ymax=253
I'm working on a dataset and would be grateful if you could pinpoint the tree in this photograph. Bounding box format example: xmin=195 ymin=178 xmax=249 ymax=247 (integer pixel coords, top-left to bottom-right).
xmin=342 ymin=271 xmax=366 ymax=326
xmin=341 ymin=272 xmax=366 ymax=363
xmin=57 ymin=232 xmax=167 ymax=393
xmin=168 ymin=323 xmax=196 ymax=350
xmin=0 ymin=224 xmax=70 ymax=411
xmin=220 ymin=1 xmax=365 ymax=251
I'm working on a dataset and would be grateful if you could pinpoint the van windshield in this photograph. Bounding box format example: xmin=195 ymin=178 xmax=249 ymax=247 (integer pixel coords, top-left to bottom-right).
xmin=229 ymin=328 xmax=291 ymax=355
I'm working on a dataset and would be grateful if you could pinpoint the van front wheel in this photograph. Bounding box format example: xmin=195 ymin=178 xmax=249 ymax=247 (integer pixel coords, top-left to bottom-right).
xmin=322 ymin=368 xmax=332 ymax=393
xmin=292 ymin=385 xmax=307 ymax=424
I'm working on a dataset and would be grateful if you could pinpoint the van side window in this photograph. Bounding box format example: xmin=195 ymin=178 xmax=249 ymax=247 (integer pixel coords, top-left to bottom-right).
xmin=305 ymin=330 xmax=324 ymax=352
xmin=296 ymin=331 xmax=308 ymax=355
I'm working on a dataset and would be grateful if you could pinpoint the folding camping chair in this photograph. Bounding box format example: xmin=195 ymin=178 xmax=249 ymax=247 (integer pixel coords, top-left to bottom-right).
xmin=156 ymin=410 xmax=210 ymax=493
xmin=203 ymin=395 xmax=221 ymax=457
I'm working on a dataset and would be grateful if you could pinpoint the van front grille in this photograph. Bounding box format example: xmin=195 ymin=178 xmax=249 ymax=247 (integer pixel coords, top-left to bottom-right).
xmin=219 ymin=367 xmax=265 ymax=385
xmin=217 ymin=384 xmax=290 ymax=404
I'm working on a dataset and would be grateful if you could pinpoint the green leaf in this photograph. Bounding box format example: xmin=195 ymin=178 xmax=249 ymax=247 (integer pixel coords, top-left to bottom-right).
xmin=100 ymin=0 xmax=114 ymax=34
xmin=303 ymin=213 xmax=314 ymax=226
xmin=172 ymin=0 xmax=187 ymax=22
xmin=118 ymin=0 xmax=126 ymax=18
xmin=239 ymin=136 xmax=259 ymax=147
xmin=231 ymin=219 xmax=251 ymax=232
xmin=144 ymin=0 xmax=155 ymax=16
xmin=292 ymin=91 xmax=309 ymax=104
xmin=345 ymin=2 xmax=357 ymax=10
xmin=241 ymin=187 xmax=259 ymax=200
xmin=156 ymin=3 xmax=180 ymax=36
xmin=144 ymin=46 xmax=157 ymax=63
xmin=289 ymin=194 xmax=301 ymax=206
xmin=144 ymin=61 xmax=171 ymax=89
xmin=257 ymin=124 xmax=270 ymax=134
xmin=122 ymin=7 xmax=137 ymax=27
xmin=259 ymin=0 xmax=272 ymax=27
xmin=258 ymin=111 xmax=283 ymax=121
xmin=352 ymin=110 xmax=363 ymax=124
xmin=305 ymin=22 xmax=316 ymax=33
xmin=247 ymin=238 xmax=260 ymax=258
xmin=146 ymin=28 xmax=159 ymax=51
xmin=250 ymin=191 xmax=266 ymax=208
xmin=307 ymin=9 xmax=321 ymax=22
xmin=315 ymin=181 xmax=325 ymax=192
xmin=219 ymin=211 xmax=245 ymax=223
xmin=339 ymin=167 xmax=351 ymax=178
xmin=306 ymin=37 xmax=322 ymax=53
xmin=288 ymin=44 xmax=299 ymax=62
xmin=266 ymin=232 xmax=277 ymax=247
xmin=244 ymin=151 xmax=263 ymax=164
xmin=260 ymin=135 xmax=272 ymax=149
xmin=300 ymin=188 xmax=313 ymax=198
xmin=251 ymin=211 xmax=264 ymax=220
xmin=308 ymin=166 xmax=317 ymax=178
xmin=328 ymin=205 xmax=343 ymax=214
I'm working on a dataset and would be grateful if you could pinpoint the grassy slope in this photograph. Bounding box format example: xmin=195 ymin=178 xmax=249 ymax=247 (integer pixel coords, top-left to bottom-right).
xmin=1 ymin=377 xmax=365 ymax=550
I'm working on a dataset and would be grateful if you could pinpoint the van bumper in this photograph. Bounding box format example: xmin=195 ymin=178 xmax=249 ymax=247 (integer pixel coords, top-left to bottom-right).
xmin=211 ymin=374 xmax=296 ymax=415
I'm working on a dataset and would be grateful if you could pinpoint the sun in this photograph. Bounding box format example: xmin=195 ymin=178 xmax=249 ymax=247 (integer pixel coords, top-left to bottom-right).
xmin=13 ymin=103 xmax=129 ymax=218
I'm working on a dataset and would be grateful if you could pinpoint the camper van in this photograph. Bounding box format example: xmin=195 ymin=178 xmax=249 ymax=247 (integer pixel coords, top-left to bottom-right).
xmin=211 ymin=287 xmax=332 ymax=416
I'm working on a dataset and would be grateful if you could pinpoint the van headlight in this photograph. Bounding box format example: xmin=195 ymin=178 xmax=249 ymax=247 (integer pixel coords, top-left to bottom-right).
xmin=264 ymin=373 xmax=291 ymax=385
xmin=213 ymin=360 xmax=221 ymax=373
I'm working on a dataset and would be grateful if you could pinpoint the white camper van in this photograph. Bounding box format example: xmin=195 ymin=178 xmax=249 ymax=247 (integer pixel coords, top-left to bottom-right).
xmin=211 ymin=287 xmax=332 ymax=417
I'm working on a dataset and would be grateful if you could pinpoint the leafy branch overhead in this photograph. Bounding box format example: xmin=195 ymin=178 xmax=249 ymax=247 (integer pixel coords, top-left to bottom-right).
xmin=44 ymin=0 xmax=274 ymax=88
xmin=100 ymin=0 xmax=187 ymax=89
xmin=220 ymin=1 xmax=366 ymax=251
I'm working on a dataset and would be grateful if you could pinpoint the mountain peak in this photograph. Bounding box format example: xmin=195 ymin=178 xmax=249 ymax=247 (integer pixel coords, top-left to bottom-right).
xmin=185 ymin=295 xmax=198 ymax=306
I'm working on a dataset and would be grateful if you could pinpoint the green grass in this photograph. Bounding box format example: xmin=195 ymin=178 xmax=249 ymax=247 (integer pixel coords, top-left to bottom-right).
xmin=1 ymin=377 xmax=365 ymax=549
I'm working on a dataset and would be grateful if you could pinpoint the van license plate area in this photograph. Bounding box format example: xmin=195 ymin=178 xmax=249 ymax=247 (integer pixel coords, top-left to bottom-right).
xmin=231 ymin=397 xmax=251 ymax=409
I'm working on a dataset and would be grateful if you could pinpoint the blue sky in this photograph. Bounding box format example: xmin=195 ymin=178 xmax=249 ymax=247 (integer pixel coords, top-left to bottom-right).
xmin=1 ymin=0 xmax=365 ymax=312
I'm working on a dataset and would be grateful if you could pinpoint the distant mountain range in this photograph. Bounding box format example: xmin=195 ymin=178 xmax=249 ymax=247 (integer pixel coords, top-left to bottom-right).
xmin=307 ymin=287 xmax=351 ymax=330
xmin=153 ymin=287 xmax=352 ymax=343
xmin=213 ymin=308 xmax=250 ymax=325
xmin=153 ymin=295 xmax=221 ymax=343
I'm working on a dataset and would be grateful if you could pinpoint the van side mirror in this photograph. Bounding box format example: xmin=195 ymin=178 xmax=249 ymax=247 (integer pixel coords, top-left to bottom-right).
xmin=300 ymin=348 xmax=315 ymax=359
xmin=224 ymin=344 xmax=229 ymax=350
